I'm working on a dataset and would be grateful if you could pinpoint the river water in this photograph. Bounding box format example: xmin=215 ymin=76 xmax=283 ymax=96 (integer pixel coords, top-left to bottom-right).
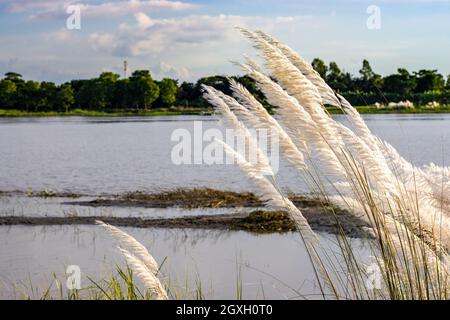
xmin=0 ymin=114 xmax=448 ymax=299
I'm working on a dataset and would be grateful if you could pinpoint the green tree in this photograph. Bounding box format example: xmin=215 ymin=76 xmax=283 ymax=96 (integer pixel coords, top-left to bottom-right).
xmin=55 ymin=83 xmax=74 ymax=112
xmin=75 ymin=73 xmax=120 ymax=110
xmin=0 ymin=79 xmax=17 ymax=109
xmin=326 ymin=62 xmax=348 ymax=92
xmin=113 ymin=79 xmax=131 ymax=109
xmin=98 ymin=72 xmax=120 ymax=109
xmin=196 ymin=76 xmax=230 ymax=94
xmin=99 ymin=72 xmax=120 ymax=82
xmin=39 ymin=82 xmax=57 ymax=111
xmin=20 ymin=80 xmax=41 ymax=111
xmin=382 ymin=68 xmax=416 ymax=94
xmin=359 ymin=59 xmax=375 ymax=80
xmin=311 ymin=58 xmax=328 ymax=79
xmin=4 ymin=72 xmax=23 ymax=83
xmin=71 ymin=79 xmax=89 ymax=109
xmin=414 ymin=70 xmax=445 ymax=93
xmin=235 ymin=75 xmax=269 ymax=108
xmin=357 ymin=59 xmax=383 ymax=91
xmin=129 ymin=70 xmax=159 ymax=110
xmin=157 ymin=78 xmax=178 ymax=107
xmin=76 ymin=80 xmax=104 ymax=110
xmin=176 ymin=81 xmax=197 ymax=107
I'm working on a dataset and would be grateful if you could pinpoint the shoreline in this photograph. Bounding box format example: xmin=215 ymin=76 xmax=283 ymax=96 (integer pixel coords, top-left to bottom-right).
xmin=0 ymin=107 xmax=212 ymax=118
xmin=1 ymin=106 xmax=450 ymax=117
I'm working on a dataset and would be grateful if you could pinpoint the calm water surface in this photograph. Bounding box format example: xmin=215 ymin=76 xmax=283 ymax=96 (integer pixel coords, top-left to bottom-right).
xmin=0 ymin=225 xmax=369 ymax=299
xmin=0 ymin=114 xmax=448 ymax=194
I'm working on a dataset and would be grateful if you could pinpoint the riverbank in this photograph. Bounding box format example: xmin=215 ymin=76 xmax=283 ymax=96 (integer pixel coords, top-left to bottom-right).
xmin=0 ymin=107 xmax=212 ymax=117
xmin=328 ymin=105 xmax=450 ymax=114
xmin=1 ymin=105 xmax=450 ymax=117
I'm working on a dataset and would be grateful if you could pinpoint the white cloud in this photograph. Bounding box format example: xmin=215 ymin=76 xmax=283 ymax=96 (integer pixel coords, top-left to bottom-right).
xmin=152 ymin=61 xmax=190 ymax=79
xmin=135 ymin=12 xmax=156 ymax=28
xmin=89 ymin=33 xmax=115 ymax=50
xmin=75 ymin=0 xmax=197 ymax=18
xmin=43 ymin=28 xmax=78 ymax=41
xmin=89 ymin=12 xmax=299 ymax=57
xmin=4 ymin=0 xmax=69 ymax=13
xmin=3 ymin=0 xmax=198 ymax=20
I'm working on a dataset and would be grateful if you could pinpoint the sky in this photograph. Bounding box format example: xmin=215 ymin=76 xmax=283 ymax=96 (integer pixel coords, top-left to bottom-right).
xmin=0 ymin=0 xmax=449 ymax=83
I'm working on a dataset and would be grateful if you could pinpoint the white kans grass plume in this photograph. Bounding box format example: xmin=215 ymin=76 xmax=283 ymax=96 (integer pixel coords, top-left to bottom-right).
xmin=97 ymin=221 xmax=167 ymax=299
xmin=336 ymin=88 xmax=449 ymax=218
xmin=203 ymin=28 xmax=449 ymax=298
xmin=247 ymin=28 xmax=450 ymax=204
xmin=96 ymin=220 xmax=159 ymax=273
xmin=259 ymin=25 xmax=450 ymax=227
xmin=423 ymin=163 xmax=450 ymax=212
xmin=255 ymin=30 xmax=340 ymax=108
xmin=214 ymin=138 xmax=319 ymax=246
xmin=240 ymin=28 xmax=450 ymax=252
xmin=424 ymin=163 xmax=450 ymax=183
xmin=202 ymin=84 xmax=274 ymax=176
xmin=118 ymin=248 xmax=168 ymax=300
xmin=239 ymin=33 xmax=398 ymax=201
xmin=204 ymin=83 xmax=318 ymax=243
xmin=238 ymin=62 xmax=350 ymax=185
xmin=252 ymin=29 xmax=449 ymax=203
xmin=227 ymin=78 xmax=307 ymax=171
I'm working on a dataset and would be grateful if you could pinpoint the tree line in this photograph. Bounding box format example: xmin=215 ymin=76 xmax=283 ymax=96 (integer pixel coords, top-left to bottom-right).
xmin=1 ymin=59 xmax=449 ymax=112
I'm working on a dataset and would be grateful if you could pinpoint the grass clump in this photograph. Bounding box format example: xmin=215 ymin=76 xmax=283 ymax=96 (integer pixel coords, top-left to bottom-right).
xmin=80 ymin=188 xmax=262 ymax=208
xmin=122 ymin=188 xmax=260 ymax=208
xmin=237 ymin=210 xmax=295 ymax=233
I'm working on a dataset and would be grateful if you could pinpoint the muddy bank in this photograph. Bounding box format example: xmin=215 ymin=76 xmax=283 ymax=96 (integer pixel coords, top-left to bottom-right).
xmin=1 ymin=188 xmax=324 ymax=208
xmin=64 ymin=188 xmax=324 ymax=209
xmin=0 ymin=190 xmax=83 ymax=198
xmin=65 ymin=189 xmax=262 ymax=208
xmin=0 ymin=208 xmax=370 ymax=238
xmin=0 ymin=188 xmax=371 ymax=237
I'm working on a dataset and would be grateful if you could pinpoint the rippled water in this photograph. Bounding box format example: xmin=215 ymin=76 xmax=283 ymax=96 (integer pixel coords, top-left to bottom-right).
xmin=0 ymin=114 xmax=448 ymax=299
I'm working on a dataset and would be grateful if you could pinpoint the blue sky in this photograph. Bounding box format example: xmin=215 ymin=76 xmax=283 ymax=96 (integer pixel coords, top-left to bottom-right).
xmin=0 ymin=0 xmax=449 ymax=83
